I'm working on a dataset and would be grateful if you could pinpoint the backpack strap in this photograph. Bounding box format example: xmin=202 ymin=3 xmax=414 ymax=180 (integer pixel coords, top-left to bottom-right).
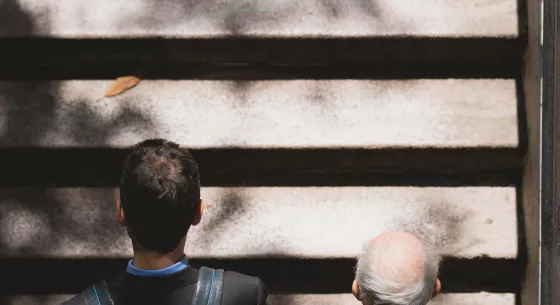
xmin=208 ymin=268 xmax=224 ymax=305
xmin=80 ymin=281 xmax=114 ymax=305
xmin=191 ymin=267 xmax=224 ymax=305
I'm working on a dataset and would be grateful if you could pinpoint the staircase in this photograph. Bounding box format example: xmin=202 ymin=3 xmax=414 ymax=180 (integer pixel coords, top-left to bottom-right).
xmin=0 ymin=0 xmax=530 ymax=304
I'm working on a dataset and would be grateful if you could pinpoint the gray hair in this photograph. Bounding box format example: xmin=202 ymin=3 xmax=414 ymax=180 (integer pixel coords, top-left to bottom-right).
xmin=355 ymin=232 xmax=441 ymax=305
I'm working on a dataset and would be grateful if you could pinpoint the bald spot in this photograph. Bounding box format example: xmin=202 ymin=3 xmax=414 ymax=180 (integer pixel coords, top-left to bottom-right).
xmin=368 ymin=231 xmax=426 ymax=285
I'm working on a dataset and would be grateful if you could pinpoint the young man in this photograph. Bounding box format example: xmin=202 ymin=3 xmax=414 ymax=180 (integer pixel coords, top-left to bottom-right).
xmin=352 ymin=231 xmax=441 ymax=305
xmin=63 ymin=139 xmax=268 ymax=305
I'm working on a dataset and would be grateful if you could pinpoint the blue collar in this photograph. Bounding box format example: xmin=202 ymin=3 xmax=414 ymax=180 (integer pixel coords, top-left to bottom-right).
xmin=126 ymin=256 xmax=188 ymax=277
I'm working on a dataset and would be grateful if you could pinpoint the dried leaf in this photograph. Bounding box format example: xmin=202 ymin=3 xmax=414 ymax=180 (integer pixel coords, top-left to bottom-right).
xmin=205 ymin=203 xmax=214 ymax=209
xmin=104 ymin=76 xmax=141 ymax=97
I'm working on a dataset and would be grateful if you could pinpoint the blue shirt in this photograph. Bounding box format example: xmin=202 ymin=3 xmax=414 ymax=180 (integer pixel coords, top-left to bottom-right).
xmin=126 ymin=256 xmax=189 ymax=277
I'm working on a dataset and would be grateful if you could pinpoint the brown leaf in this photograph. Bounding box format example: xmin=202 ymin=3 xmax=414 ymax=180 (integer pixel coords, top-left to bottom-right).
xmin=205 ymin=203 xmax=214 ymax=209
xmin=104 ymin=76 xmax=141 ymax=97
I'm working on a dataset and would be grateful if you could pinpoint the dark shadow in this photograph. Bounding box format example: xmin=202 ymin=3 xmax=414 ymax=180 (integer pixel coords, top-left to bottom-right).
xmin=266 ymin=296 xmax=300 ymax=305
xmin=0 ymin=0 xmax=35 ymax=36
xmin=226 ymin=81 xmax=255 ymax=106
xmin=319 ymin=0 xmax=381 ymax=21
xmin=356 ymin=0 xmax=382 ymax=19
xmin=0 ymin=37 xmax=523 ymax=80
xmin=0 ymin=83 xmax=154 ymax=146
xmin=514 ymin=76 xmax=529 ymax=302
xmin=115 ymin=0 xmax=296 ymax=36
xmin=0 ymin=257 xmax=520 ymax=295
xmin=0 ymin=147 xmax=523 ymax=187
xmin=0 ymin=82 xmax=58 ymax=145
xmin=516 ymin=77 xmax=529 ymax=161
xmin=389 ymin=199 xmax=474 ymax=251
xmin=517 ymin=0 xmax=529 ymax=39
xmin=62 ymin=100 xmax=156 ymax=145
xmin=221 ymin=4 xmax=259 ymax=35
xmin=0 ymin=295 xmax=69 ymax=305
xmin=121 ymin=0 xmax=383 ymax=35
xmin=516 ymin=181 xmax=528 ymax=305
xmin=305 ymin=82 xmax=334 ymax=108
xmin=200 ymin=190 xmax=248 ymax=234
xmin=0 ymin=188 xmax=127 ymax=257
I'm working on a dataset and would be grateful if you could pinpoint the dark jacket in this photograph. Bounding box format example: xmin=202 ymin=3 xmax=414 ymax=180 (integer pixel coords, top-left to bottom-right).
xmin=61 ymin=266 xmax=268 ymax=305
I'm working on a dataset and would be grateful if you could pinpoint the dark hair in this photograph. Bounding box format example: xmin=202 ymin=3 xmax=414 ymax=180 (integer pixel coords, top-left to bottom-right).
xmin=119 ymin=139 xmax=200 ymax=253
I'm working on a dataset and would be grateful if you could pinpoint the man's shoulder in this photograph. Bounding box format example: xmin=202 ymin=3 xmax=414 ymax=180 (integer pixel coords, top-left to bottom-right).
xmin=59 ymin=269 xmax=267 ymax=305
xmin=221 ymin=270 xmax=268 ymax=305
xmin=223 ymin=270 xmax=262 ymax=286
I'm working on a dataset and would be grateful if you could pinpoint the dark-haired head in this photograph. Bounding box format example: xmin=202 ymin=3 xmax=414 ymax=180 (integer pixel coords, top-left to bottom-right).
xmin=117 ymin=139 xmax=202 ymax=253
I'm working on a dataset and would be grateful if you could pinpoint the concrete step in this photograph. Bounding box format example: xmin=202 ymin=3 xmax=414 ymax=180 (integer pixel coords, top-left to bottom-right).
xmin=0 ymin=1 xmax=522 ymax=78
xmin=2 ymin=293 xmax=515 ymax=305
xmin=269 ymin=293 xmax=516 ymax=305
xmin=0 ymin=0 xmax=518 ymax=38
xmin=0 ymin=80 xmax=518 ymax=148
xmin=0 ymin=79 xmax=521 ymax=186
xmin=0 ymin=187 xmax=517 ymax=259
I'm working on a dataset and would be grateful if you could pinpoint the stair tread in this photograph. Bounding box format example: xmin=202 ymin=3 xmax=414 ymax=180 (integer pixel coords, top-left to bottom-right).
xmin=0 ymin=187 xmax=517 ymax=259
xmin=0 ymin=80 xmax=518 ymax=148
xmin=1 ymin=0 xmax=518 ymax=38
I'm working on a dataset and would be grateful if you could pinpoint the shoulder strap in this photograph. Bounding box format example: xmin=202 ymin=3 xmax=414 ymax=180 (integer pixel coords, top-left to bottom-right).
xmin=191 ymin=267 xmax=224 ymax=305
xmin=208 ymin=268 xmax=224 ymax=305
xmin=80 ymin=281 xmax=114 ymax=305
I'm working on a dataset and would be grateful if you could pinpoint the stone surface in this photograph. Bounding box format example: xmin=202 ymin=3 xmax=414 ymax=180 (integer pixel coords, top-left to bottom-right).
xmin=0 ymin=187 xmax=517 ymax=259
xmin=3 ymin=293 xmax=516 ymax=305
xmin=269 ymin=293 xmax=516 ymax=305
xmin=0 ymin=80 xmax=518 ymax=148
xmin=0 ymin=0 xmax=518 ymax=38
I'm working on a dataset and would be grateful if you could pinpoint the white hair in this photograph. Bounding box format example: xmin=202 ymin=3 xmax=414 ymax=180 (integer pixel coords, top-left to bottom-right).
xmin=355 ymin=232 xmax=441 ymax=305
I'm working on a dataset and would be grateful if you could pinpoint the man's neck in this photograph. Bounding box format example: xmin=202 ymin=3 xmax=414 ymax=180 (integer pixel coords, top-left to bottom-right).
xmin=132 ymin=249 xmax=185 ymax=270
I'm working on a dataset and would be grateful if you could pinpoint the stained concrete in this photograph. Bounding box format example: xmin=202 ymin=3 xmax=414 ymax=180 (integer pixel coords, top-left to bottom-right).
xmin=4 ymin=293 xmax=516 ymax=305
xmin=0 ymin=187 xmax=516 ymax=259
xmin=0 ymin=80 xmax=518 ymax=148
xmin=0 ymin=0 xmax=518 ymax=38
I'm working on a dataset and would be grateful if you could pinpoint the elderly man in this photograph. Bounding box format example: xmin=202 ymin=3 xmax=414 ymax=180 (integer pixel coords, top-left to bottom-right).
xmin=352 ymin=231 xmax=442 ymax=305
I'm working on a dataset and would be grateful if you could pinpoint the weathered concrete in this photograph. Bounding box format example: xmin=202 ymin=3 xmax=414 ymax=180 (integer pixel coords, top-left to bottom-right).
xmin=0 ymin=187 xmax=517 ymax=259
xmin=0 ymin=80 xmax=518 ymax=148
xmin=3 ymin=293 xmax=516 ymax=305
xmin=0 ymin=0 xmax=518 ymax=38
xmin=520 ymin=0 xmax=542 ymax=305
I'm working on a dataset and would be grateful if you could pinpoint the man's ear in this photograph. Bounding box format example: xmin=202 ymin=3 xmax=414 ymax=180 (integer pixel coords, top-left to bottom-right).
xmin=352 ymin=280 xmax=362 ymax=301
xmin=432 ymin=279 xmax=441 ymax=298
xmin=116 ymin=198 xmax=127 ymax=226
xmin=191 ymin=199 xmax=204 ymax=226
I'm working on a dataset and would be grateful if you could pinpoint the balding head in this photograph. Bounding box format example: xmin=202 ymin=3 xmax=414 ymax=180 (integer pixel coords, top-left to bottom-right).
xmin=353 ymin=231 xmax=441 ymax=305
